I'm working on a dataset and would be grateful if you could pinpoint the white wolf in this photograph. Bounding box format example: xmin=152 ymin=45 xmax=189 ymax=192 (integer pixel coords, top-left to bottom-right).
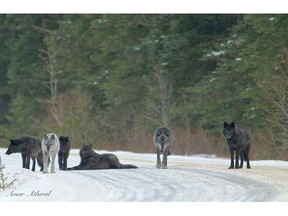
xmin=153 ymin=126 xmax=173 ymax=169
xmin=41 ymin=133 xmax=60 ymax=173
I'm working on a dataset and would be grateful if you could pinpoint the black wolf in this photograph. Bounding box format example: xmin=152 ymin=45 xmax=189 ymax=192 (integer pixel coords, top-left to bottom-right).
xmin=223 ymin=122 xmax=251 ymax=169
xmin=67 ymin=144 xmax=138 ymax=170
xmin=153 ymin=126 xmax=173 ymax=169
xmin=58 ymin=135 xmax=71 ymax=170
xmin=5 ymin=136 xmax=43 ymax=171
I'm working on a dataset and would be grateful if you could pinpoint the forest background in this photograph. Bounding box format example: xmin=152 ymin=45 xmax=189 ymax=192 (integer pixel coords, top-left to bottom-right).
xmin=0 ymin=14 xmax=288 ymax=160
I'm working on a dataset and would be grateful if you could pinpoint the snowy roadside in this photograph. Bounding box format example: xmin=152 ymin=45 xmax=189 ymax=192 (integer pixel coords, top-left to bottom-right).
xmin=0 ymin=148 xmax=288 ymax=202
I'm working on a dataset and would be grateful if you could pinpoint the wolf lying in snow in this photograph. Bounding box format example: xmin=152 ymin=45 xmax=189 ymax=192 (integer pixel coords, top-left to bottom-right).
xmin=67 ymin=144 xmax=138 ymax=170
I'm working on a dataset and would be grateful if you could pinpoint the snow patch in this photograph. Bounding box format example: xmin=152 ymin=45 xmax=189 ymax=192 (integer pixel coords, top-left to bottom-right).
xmin=211 ymin=50 xmax=225 ymax=56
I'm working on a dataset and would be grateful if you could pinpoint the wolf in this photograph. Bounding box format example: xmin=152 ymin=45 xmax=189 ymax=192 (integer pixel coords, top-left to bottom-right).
xmin=223 ymin=122 xmax=251 ymax=169
xmin=41 ymin=133 xmax=60 ymax=173
xmin=153 ymin=126 xmax=173 ymax=169
xmin=58 ymin=135 xmax=71 ymax=170
xmin=5 ymin=136 xmax=43 ymax=172
xmin=67 ymin=144 xmax=137 ymax=170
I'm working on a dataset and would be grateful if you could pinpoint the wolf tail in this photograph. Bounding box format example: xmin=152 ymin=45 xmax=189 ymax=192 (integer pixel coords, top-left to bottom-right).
xmin=119 ymin=164 xmax=138 ymax=169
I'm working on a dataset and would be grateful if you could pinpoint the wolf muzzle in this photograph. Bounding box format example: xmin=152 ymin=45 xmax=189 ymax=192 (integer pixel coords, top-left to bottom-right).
xmin=225 ymin=134 xmax=232 ymax=139
xmin=46 ymin=144 xmax=52 ymax=152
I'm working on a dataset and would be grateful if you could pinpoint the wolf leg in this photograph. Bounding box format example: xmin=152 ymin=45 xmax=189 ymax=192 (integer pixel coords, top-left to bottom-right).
xmin=43 ymin=153 xmax=49 ymax=173
xmin=161 ymin=148 xmax=169 ymax=169
xmin=31 ymin=157 xmax=36 ymax=172
xmin=58 ymin=153 xmax=63 ymax=170
xmin=229 ymin=148 xmax=234 ymax=169
xmin=67 ymin=165 xmax=82 ymax=170
xmin=246 ymin=160 xmax=251 ymax=169
xmin=51 ymin=154 xmax=56 ymax=173
xmin=107 ymin=155 xmax=121 ymax=169
xmin=156 ymin=149 xmax=161 ymax=169
xmin=21 ymin=153 xmax=26 ymax=169
xmin=245 ymin=146 xmax=251 ymax=169
xmin=235 ymin=150 xmax=240 ymax=169
xmin=63 ymin=154 xmax=68 ymax=170
xmin=239 ymin=152 xmax=244 ymax=168
xmin=25 ymin=156 xmax=31 ymax=170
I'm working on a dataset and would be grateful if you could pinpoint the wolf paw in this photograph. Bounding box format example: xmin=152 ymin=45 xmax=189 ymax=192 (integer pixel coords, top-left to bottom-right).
xmin=161 ymin=166 xmax=168 ymax=169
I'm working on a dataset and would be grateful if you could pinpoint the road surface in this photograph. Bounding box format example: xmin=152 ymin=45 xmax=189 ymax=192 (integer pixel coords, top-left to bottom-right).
xmin=0 ymin=149 xmax=287 ymax=201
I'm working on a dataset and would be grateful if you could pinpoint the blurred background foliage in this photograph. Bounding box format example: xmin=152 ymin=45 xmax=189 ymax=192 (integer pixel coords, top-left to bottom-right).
xmin=0 ymin=14 xmax=288 ymax=159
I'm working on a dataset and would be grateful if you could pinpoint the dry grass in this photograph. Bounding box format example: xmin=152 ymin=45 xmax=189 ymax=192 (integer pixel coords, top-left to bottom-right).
xmin=1 ymin=126 xmax=287 ymax=160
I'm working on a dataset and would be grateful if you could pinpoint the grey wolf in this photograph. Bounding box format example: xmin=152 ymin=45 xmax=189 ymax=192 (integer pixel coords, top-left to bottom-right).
xmin=41 ymin=133 xmax=60 ymax=173
xmin=58 ymin=135 xmax=71 ymax=170
xmin=5 ymin=136 xmax=43 ymax=171
xmin=223 ymin=122 xmax=251 ymax=169
xmin=153 ymin=126 xmax=173 ymax=169
xmin=67 ymin=144 xmax=137 ymax=170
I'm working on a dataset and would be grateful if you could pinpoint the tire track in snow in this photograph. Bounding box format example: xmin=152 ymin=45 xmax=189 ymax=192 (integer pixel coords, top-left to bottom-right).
xmin=181 ymin=168 xmax=278 ymax=201
xmin=72 ymin=169 xmax=177 ymax=201
xmin=71 ymin=166 xmax=278 ymax=201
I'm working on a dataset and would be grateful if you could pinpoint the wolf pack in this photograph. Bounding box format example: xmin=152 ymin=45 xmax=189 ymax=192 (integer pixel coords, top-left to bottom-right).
xmin=4 ymin=122 xmax=251 ymax=173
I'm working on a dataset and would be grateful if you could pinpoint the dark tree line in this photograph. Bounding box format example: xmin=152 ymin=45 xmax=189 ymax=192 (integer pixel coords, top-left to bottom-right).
xmin=0 ymin=14 xmax=287 ymax=159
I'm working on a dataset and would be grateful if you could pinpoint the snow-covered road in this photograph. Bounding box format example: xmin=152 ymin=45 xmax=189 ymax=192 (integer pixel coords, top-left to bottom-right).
xmin=0 ymin=148 xmax=288 ymax=202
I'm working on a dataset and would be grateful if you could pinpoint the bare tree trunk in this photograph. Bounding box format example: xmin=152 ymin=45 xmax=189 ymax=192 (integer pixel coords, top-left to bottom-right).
xmin=154 ymin=64 xmax=172 ymax=127
xmin=36 ymin=27 xmax=61 ymax=126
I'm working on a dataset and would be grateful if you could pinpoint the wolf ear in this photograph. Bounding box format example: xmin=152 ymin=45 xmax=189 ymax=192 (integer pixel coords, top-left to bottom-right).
xmin=224 ymin=122 xmax=228 ymax=128
xmin=10 ymin=139 xmax=16 ymax=144
xmin=231 ymin=122 xmax=235 ymax=128
xmin=89 ymin=144 xmax=92 ymax=149
xmin=51 ymin=134 xmax=55 ymax=140
xmin=44 ymin=134 xmax=48 ymax=140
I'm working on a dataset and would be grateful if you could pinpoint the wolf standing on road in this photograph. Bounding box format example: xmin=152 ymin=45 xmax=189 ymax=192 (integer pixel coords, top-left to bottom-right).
xmin=223 ymin=122 xmax=251 ymax=169
xmin=58 ymin=135 xmax=71 ymax=170
xmin=153 ymin=126 xmax=173 ymax=169
xmin=5 ymin=136 xmax=43 ymax=172
xmin=41 ymin=133 xmax=60 ymax=173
